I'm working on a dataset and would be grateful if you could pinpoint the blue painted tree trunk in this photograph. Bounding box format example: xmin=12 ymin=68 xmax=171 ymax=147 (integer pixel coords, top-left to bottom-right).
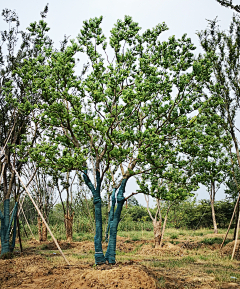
xmin=105 ymin=188 xmax=116 ymax=243
xmin=105 ymin=178 xmax=127 ymax=264
xmin=0 ymin=200 xmax=18 ymax=256
xmin=83 ymin=169 xmax=105 ymax=264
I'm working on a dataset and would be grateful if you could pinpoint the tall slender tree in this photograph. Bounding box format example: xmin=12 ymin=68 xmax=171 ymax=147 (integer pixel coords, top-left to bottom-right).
xmin=198 ymin=14 xmax=240 ymax=243
xmin=0 ymin=7 xmax=51 ymax=255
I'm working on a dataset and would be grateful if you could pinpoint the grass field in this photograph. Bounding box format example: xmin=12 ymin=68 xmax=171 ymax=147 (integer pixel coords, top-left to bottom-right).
xmin=0 ymin=228 xmax=240 ymax=288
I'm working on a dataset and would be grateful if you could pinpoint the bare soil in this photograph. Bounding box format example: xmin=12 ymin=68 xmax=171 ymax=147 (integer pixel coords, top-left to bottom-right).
xmin=0 ymin=235 xmax=240 ymax=289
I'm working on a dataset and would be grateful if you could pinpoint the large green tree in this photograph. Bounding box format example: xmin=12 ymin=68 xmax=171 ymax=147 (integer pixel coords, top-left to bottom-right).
xmin=30 ymin=15 xmax=213 ymax=264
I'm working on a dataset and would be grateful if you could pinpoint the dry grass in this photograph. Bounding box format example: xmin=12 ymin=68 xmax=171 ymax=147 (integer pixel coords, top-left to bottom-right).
xmin=0 ymin=228 xmax=239 ymax=288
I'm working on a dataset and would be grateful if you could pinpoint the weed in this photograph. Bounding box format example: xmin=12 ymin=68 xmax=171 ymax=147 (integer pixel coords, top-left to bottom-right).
xmin=39 ymin=244 xmax=49 ymax=250
xmin=205 ymin=269 xmax=214 ymax=274
xmin=182 ymin=256 xmax=195 ymax=263
xmin=199 ymin=255 xmax=208 ymax=261
xmin=131 ymin=237 xmax=140 ymax=241
xmin=170 ymin=233 xmax=178 ymax=239
xmin=132 ymin=243 xmax=143 ymax=253
xmin=157 ymin=276 xmax=165 ymax=287
xmin=152 ymin=261 xmax=166 ymax=268
xmin=202 ymin=237 xmax=223 ymax=245
xmin=194 ymin=232 xmax=204 ymax=236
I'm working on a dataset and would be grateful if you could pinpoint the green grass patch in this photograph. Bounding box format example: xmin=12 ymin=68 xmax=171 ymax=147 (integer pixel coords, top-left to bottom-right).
xmin=193 ymin=232 xmax=204 ymax=236
xmin=170 ymin=233 xmax=178 ymax=239
xmin=202 ymin=237 xmax=223 ymax=245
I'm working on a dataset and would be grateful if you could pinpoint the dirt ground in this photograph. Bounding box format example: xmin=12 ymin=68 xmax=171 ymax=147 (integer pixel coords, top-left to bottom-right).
xmin=0 ymin=235 xmax=240 ymax=289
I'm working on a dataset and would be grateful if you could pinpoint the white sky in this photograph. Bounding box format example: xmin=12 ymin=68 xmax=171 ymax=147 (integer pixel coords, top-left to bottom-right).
xmin=0 ymin=0 xmax=237 ymax=207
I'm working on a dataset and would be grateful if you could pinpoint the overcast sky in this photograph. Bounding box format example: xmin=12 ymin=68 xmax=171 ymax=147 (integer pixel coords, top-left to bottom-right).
xmin=0 ymin=0 xmax=236 ymax=207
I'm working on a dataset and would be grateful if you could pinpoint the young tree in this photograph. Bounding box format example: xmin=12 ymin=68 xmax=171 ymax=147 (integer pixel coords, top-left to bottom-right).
xmin=186 ymin=113 xmax=231 ymax=234
xmin=53 ymin=170 xmax=76 ymax=242
xmin=198 ymin=15 xmax=240 ymax=239
xmin=26 ymin=166 xmax=56 ymax=241
xmin=198 ymin=15 xmax=240 ymax=173
xmin=224 ymin=157 xmax=240 ymax=239
xmin=140 ymin=167 xmax=197 ymax=247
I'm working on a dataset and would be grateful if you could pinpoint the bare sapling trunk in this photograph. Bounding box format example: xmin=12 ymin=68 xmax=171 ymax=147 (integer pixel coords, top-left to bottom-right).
xmin=42 ymin=221 xmax=48 ymax=241
xmin=159 ymin=213 xmax=168 ymax=247
xmin=211 ymin=200 xmax=218 ymax=234
xmin=145 ymin=195 xmax=163 ymax=247
xmin=210 ymin=181 xmax=218 ymax=234
xmin=64 ymin=211 xmax=74 ymax=242
xmin=232 ymin=208 xmax=240 ymax=260
xmin=233 ymin=202 xmax=239 ymax=240
xmin=153 ymin=219 xmax=161 ymax=247
xmin=37 ymin=216 xmax=43 ymax=242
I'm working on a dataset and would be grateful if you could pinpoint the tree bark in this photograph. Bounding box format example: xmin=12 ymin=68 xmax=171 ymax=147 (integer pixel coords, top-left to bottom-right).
xmin=153 ymin=220 xmax=161 ymax=247
xmin=233 ymin=201 xmax=239 ymax=240
xmin=210 ymin=181 xmax=218 ymax=234
xmin=211 ymin=200 xmax=218 ymax=234
xmin=105 ymin=188 xmax=116 ymax=243
xmin=159 ymin=213 xmax=168 ymax=247
xmin=105 ymin=179 xmax=127 ymax=264
xmin=65 ymin=212 xmax=74 ymax=242
xmin=42 ymin=221 xmax=48 ymax=241
xmin=232 ymin=208 xmax=240 ymax=260
xmin=0 ymin=200 xmax=18 ymax=256
xmin=37 ymin=217 xmax=43 ymax=242
xmin=83 ymin=169 xmax=105 ymax=264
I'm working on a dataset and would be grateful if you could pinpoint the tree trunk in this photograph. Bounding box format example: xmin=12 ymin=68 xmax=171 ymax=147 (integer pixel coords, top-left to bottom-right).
xmin=65 ymin=212 xmax=74 ymax=242
xmin=0 ymin=200 xmax=18 ymax=256
xmin=37 ymin=217 xmax=43 ymax=242
xmin=105 ymin=188 xmax=116 ymax=243
xmin=42 ymin=221 xmax=48 ymax=241
xmin=233 ymin=201 xmax=239 ymax=240
xmin=210 ymin=181 xmax=218 ymax=234
xmin=83 ymin=169 xmax=105 ymax=265
xmin=210 ymin=200 xmax=218 ymax=234
xmin=159 ymin=213 xmax=168 ymax=247
xmin=153 ymin=220 xmax=161 ymax=247
xmin=105 ymin=179 xmax=127 ymax=264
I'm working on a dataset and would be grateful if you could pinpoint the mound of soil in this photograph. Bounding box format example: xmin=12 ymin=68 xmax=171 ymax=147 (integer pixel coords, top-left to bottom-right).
xmin=221 ymin=240 xmax=240 ymax=260
xmin=69 ymin=265 xmax=156 ymax=289
xmin=139 ymin=242 xmax=184 ymax=256
xmin=37 ymin=236 xmax=139 ymax=254
xmin=0 ymin=255 xmax=156 ymax=289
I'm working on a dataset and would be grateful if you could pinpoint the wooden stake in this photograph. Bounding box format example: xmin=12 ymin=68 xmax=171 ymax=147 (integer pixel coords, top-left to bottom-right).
xmin=21 ymin=208 xmax=36 ymax=240
xmin=13 ymin=168 xmax=70 ymax=265
xmin=0 ymin=123 xmax=15 ymax=157
xmin=231 ymin=209 xmax=240 ymax=260
xmin=220 ymin=193 xmax=240 ymax=250
xmin=17 ymin=216 xmax=23 ymax=253
xmin=0 ymin=163 xmax=5 ymax=185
